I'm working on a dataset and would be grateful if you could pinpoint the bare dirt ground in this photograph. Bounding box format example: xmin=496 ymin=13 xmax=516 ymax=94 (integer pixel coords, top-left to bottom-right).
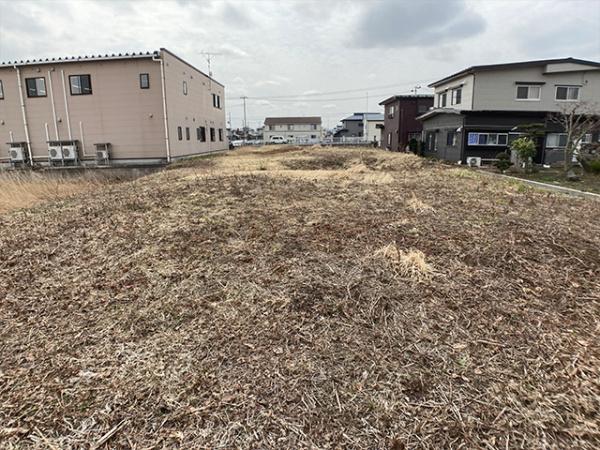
xmin=1 ymin=146 xmax=599 ymax=449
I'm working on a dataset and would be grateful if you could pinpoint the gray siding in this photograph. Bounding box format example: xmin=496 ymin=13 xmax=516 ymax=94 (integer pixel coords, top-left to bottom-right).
xmin=472 ymin=66 xmax=600 ymax=112
xmin=421 ymin=113 xmax=464 ymax=161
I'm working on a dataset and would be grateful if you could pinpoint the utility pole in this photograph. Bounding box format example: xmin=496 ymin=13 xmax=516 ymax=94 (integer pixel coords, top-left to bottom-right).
xmin=240 ymin=96 xmax=248 ymax=139
xmin=364 ymin=92 xmax=369 ymax=143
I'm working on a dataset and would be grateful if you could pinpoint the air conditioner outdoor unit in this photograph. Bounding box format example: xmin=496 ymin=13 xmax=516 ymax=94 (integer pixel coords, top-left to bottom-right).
xmin=48 ymin=144 xmax=77 ymax=161
xmin=466 ymin=156 xmax=482 ymax=167
xmin=9 ymin=146 xmax=26 ymax=162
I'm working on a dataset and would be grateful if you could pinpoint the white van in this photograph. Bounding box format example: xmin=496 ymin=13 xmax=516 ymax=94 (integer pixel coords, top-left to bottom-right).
xmin=269 ymin=136 xmax=288 ymax=144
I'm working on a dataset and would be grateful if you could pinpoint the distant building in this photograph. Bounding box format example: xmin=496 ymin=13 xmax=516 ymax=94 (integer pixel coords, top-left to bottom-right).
xmin=418 ymin=57 xmax=600 ymax=164
xmin=0 ymin=48 xmax=228 ymax=167
xmin=378 ymin=95 xmax=434 ymax=152
xmin=263 ymin=117 xmax=322 ymax=142
xmin=334 ymin=113 xmax=384 ymax=144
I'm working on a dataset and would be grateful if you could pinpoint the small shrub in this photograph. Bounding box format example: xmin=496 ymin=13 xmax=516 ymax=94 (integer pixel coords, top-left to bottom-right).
xmin=494 ymin=152 xmax=512 ymax=173
xmin=586 ymin=160 xmax=600 ymax=174
xmin=510 ymin=137 xmax=536 ymax=173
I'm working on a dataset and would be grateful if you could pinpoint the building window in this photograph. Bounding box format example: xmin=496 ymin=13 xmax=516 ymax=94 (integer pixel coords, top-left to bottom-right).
xmin=212 ymin=93 xmax=221 ymax=108
xmin=186 ymin=127 xmax=190 ymax=140
xmin=516 ymin=85 xmax=541 ymax=100
xmin=546 ymin=133 xmax=568 ymax=148
xmin=555 ymin=86 xmax=579 ymax=101
xmin=426 ymin=132 xmax=437 ymax=152
xmin=311 ymin=124 xmax=317 ymax=130
xmin=69 ymin=75 xmax=92 ymax=95
xmin=387 ymin=133 xmax=391 ymax=146
xmin=210 ymin=127 xmax=215 ymax=142
xmin=287 ymin=124 xmax=294 ymax=131
xmin=467 ymin=132 xmax=508 ymax=146
xmin=197 ymin=126 xmax=206 ymax=142
xmin=177 ymin=126 xmax=183 ymax=141
xmin=388 ymin=105 xmax=396 ymax=118
xmin=218 ymin=128 xmax=223 ymax=141
xmin=451 ymin=87 xmax=462 ymax=105
xmin=0 ymin=80 xmax=3 ymax=99
xmin=183 ymin=81 xmax=188 ymax=95
xmin=439 ymin=92 xmax=447 ymax=107
xmin=311 ymin=134 xmax=317 ymax=139
xmin=140 ymin=73 xmax=150 ymax=89
xmin=446 ymin=131 xmax=457 ymax=146
xmin=25 ymin=77 xmax=47 ymax=97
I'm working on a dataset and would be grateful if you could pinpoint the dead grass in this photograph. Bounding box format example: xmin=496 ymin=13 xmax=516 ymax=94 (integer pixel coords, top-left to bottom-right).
xmin=0 ymin=171 xmax=103 ymax=213
xmin=1 ymin=145 xmax=599 ymax=448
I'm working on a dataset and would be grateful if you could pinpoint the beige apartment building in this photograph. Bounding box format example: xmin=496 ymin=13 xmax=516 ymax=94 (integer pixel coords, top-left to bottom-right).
xmin=0 ymin=48 xmax=227 ymax=167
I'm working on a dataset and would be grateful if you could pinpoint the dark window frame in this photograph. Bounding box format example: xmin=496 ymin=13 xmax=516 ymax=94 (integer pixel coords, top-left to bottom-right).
xmin=218 ymin=128 xmax=223 ymax=141
xmin=25 ymin=77 xmax=47 ymax=98
xmin=183 ymin=81 xmax=188 ymax=95
xmin=446 ymin=131 xmax=456 ymax=146
xmin=177 ymin=126 xmax=183 ymax=141
xmin=69 ymin=74 xmax=92 ymax=96
xmin=186 ymin=127 xmax=190 ymax=141
xmin=451 ymin=87 xmax=462 ymax=105
xmin=210 ymin=127 xmax=216 ymax=142
xmin=140 ymin=73 xmax=150 ymax=89
xmin=0 ymin=80 xmax=4 ymax=99
xmin=196 ymin=126 xmax=207 ymax=142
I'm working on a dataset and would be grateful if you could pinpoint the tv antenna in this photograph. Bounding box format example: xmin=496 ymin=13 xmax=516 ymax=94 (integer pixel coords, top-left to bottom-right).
xmin=410 ymin=85 xmax=422 ymax=95
xmin=199 ymin=51 xmax=223 ymax=77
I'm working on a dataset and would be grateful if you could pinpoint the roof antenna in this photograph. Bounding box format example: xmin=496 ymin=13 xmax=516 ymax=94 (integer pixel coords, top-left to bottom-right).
xmin=410 ymin=85 xmax=422 ymax=95
xmin=199 ymin=51 xmax=223 ymax=78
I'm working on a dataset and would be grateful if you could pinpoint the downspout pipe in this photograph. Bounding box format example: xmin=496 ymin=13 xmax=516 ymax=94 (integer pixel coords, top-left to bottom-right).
xmin=153 ymin=51 xmax=171 ymax=163
xmin=14 ymin=65 xmax=34 ymax=166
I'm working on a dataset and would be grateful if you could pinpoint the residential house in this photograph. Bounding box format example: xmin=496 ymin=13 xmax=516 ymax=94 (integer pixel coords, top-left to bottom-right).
xmin=334 ymin=113 xmax=384 ymax=144
xmin=379 ymin=95 xmax=433 ymax=151
xmin=0 ymin=48 xmax=227 ymax=167
xmin=418 ymin=57 xmax=600 ymax=164
xmin=263 ymin=117 xmax=322 ymax=142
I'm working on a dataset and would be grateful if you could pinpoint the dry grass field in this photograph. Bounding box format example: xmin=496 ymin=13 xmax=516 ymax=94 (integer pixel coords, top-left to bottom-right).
xmin=1 ymin=146 xmax=599 ymax=449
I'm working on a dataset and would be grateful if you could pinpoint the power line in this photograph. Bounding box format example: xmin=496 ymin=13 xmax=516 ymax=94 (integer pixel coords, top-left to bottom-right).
xmin=225 ymin=78 xmax=431 ymax=101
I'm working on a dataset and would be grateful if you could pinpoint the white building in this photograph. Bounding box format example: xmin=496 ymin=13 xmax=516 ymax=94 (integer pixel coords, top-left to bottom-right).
xmin=263 ymin=117 xmax=322 ymax=143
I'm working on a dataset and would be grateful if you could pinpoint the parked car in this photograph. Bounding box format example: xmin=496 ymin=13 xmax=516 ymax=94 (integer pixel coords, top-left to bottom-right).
xmin=269 ymin=136 xmax=288 ymax=144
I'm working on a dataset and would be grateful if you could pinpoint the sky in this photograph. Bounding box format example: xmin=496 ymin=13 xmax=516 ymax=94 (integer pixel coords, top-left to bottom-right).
xmin=1 ymin=0 xmax=599 ymax=129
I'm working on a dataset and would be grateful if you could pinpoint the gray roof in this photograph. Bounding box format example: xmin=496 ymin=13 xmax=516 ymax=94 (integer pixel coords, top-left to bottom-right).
xmin=342 ymin=112 xmax=384 ymax=122
xmin=264 ymin=117 xmax=322 ymax=125
xmin=379 ymin=94 xmax=434 ymax=105
xmin=0 ymin=51 xmax=155 ymax=68
xmin=429 ymin=57 xmax=600 ymax=88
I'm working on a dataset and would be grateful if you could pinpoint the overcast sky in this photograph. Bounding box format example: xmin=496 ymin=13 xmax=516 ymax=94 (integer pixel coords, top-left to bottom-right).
xmin=1 ymin=0 xmax=599 ymax=129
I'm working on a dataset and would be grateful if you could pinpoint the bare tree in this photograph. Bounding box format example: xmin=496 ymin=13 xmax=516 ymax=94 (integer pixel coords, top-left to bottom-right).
xmin=549 ymin=102 xmax=600 ymax=176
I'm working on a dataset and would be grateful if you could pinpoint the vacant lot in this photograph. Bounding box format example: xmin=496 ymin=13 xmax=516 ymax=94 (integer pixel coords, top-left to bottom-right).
xmin=1 ymin=146 xmax=599 ymax=449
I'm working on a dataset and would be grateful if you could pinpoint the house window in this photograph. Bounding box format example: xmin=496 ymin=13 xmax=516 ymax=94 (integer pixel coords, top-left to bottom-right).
xmin=0 ymin=80 xmax=3 ymax=99
xmin=25 ymin=77 xmax=47 ymax=97
xmin=546 ymin=133 xmax=568 ymax=148
xmin=69 ymin=75 xmax=92 ymax=95
xmin=186 ymin=127 xmax=190 ymax=141
xmin=140 ymin=73 xmax=150 ymax=89
xmin=218 ymin=128 xmax=223 ymax=141
xmin=467 ymin=132 xmax=508 ymax=146
xmin=427 ymin=132 xmax=437 ymax=151
xmin=446 ymin=131 xmax=457 ymax=146
xmin=197 ymin=126 xmax=206 ymax=142
xmin=388 ymin=105 xmax=395 ymax=118
xmin=210 ymin=127 xmax=215 ymax=142
xmin=311 ymin=134 xmax=317 ymax=139
xmin=516 ymin=85 xmax=541 ymax=100
xmin=311 ymin=124 xmax=317 ymax=130
xmin=439 ymin=92 xmax=447 ymax=107
xmin=183 ymin=81 xmax=188 ymax=95
xmin=288 ymin=124 xmax=294 ymax=131
xmin=556 ymin=86 xmax=579 ymax=101
xmin=177 ymin=126 xmax=183 ymax=141
xmin=451 ymin=87 xmax=462 ymax=105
